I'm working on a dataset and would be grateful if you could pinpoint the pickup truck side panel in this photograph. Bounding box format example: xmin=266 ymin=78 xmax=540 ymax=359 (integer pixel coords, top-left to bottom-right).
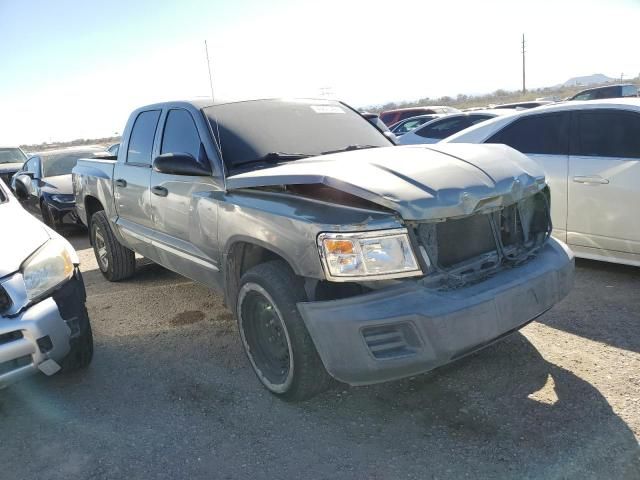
xmin=73 ymin=159 xmax=116 ymax=226
xmin=218 ymin=189 xmax=402 ymax=279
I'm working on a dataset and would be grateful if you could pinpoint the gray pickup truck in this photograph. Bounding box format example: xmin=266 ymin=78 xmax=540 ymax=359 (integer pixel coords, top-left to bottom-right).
xmin=73 ymin=98 xmax=574 ymax=400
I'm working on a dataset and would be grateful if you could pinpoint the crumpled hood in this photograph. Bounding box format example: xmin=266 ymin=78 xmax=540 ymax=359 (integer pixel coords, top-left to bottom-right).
xmin=0 ymin=198 xmax=51 ymax=277
xmin=0 ymin=163 xmax=23 ymax=174
xmin=41 ymin=174 xmax=72 ymax=195
xmin=226 ymin=144 xmax=547 ymax=220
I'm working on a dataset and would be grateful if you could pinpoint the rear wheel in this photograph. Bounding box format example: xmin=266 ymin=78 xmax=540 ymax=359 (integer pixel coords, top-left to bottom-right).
xmin=237 ymin=261 xmax=332 ymax=401
xmin=90 ymin=211 xmax=136 ymax=281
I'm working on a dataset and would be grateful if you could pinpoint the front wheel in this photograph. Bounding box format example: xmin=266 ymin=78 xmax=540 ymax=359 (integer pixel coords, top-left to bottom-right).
xmin=236 ymin=261 xmax=332 ymax=401
xmin=90 ymin=211 xmax=136 ymax=281
xmin=41 ymin=201 xmax=59 ymax=231
xmin=59 ymin=303 xmax=94 ymax=371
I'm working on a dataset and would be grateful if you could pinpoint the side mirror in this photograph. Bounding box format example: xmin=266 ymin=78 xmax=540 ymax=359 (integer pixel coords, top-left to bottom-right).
xmin=384 ymin=131 xmax=398 ymax=144
xmin=153 ymin=152 xmax=211 ymax=176
xmin=15 ymin=174 xmax=34 ymax=198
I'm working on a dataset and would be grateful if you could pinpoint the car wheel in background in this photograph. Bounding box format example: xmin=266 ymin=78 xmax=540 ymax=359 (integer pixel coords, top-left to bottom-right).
xmin=90 ymin=210 xmax=136 ymax=282
xmin=236 ymin=260 xmax=332 ymax=401
xmin=40 ymin=201 xmax=58 ymax=231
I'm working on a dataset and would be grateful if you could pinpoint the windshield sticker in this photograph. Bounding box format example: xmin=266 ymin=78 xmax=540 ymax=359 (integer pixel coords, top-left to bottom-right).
xmin=310 ymin=105 xmax=345 ymax=114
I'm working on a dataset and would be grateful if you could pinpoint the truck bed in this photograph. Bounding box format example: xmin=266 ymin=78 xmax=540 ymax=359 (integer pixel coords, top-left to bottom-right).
xmin=72 ymin=158 xmax=116 ymax=227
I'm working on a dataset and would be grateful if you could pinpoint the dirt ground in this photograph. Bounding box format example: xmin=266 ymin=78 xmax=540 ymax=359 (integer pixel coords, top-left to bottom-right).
xmin=1 ymin=232 xmax=639 ymax=480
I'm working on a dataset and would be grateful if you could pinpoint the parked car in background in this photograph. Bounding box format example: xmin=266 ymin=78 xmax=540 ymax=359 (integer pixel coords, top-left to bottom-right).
xmin=490 ymin=100 xmax=554 ymax=110
xmin=0 ymin=146 xmax=27 ymax=187
xmin=444 ymin=98 xmax=640 ymax=267
xmin=397 ymin=110 xmax=515 ymax=145
xmin=107 ymin=143 xmax=120 ymax=156
xmin=390 ymin=114 xmax=446 ymax=136
xmin=11 ymin=146 xmax=106 ymax=231
xmin=379 ymin=106 xmax=459 ymax=126
xmin=0 ymin=179 xmax=93 ymax=388
xmin=360 ymin=112 xmax=397 ymax=143
xmin=73 ymin=98 xmax=573 ymax=400
xmin=567 ymin=84 xmax=638 ymax=101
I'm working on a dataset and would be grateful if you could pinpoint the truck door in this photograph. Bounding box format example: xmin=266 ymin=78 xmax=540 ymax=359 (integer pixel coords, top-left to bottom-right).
xmin=112 ymin=109 xmax=160 ymax=258
xmin=148 ymin=107 xmax=222 ymax=288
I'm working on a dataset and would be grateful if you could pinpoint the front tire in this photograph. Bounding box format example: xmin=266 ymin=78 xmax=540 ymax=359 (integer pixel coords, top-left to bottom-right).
xmin=59 ymin=303 xmax=94 ymax=371
xmin=237 ymin=261 xmax=332 ymax=401
xmin=41 ymin=201 xmax=59 ymax=231
xmin=90 ymin=210 xmax=136 ymax=281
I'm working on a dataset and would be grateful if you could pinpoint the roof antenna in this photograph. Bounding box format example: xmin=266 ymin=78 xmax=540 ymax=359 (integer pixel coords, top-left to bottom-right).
xmin=204 ymin=40 xmax=215 ymax=103
xmin=204 ymin=40 xmax=224 ymax=166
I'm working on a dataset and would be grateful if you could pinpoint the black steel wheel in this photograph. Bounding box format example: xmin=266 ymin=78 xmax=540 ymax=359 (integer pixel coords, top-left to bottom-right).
xmin=236 ymin=260 xmax=332 ymax=400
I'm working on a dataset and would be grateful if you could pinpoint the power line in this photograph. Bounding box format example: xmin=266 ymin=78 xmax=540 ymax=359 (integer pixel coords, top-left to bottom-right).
xmin=521 ymin=34 xmax=526 ymax=93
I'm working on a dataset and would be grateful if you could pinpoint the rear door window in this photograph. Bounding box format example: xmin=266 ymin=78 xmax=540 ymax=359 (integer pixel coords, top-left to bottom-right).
xmin=467 ymin=114 xmax=493 ymax=126
xmin=575 ymin=110 xmax=640 ymax=158
xmin=160 ymin=109 xmax=202 ymax=160
xmin=487 ymin=113 xmax=570 ymax=155
xmin=127 ymin=110 xmax=161 ymax=165
xmin=415 ymin=116 xmax=470 ymax=139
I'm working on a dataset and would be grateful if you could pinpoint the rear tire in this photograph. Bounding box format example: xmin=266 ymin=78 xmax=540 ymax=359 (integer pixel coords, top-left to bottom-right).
xmin=236 ymin=260 xmax=332 ymax=401
xmin=90 ymin=210 xmax=136 ymax=281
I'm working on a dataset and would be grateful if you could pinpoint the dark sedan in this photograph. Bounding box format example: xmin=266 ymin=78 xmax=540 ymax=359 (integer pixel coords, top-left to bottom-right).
xmin=11 ymin=147 xmax=106 ymax=231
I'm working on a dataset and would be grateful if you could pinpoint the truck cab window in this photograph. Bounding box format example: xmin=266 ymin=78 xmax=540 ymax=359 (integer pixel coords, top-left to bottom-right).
xmin=127 ymin=110 xmax=161 ymax=165
xmin=160 ymin=109 xmax=201 ymax=160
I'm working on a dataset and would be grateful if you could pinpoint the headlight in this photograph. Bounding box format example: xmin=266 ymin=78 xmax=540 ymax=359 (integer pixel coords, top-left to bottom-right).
xmin=318 ymin=228 xmax=422 ymax=281
xmin=22 ymin=239 xmax=75 ymax=301
xmin=50 ymin=194 xmax=75 ymax=204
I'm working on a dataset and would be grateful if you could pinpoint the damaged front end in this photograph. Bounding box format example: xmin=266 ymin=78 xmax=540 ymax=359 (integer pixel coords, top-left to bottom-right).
xmin=411 ymin=188 xmax=552 ymax=289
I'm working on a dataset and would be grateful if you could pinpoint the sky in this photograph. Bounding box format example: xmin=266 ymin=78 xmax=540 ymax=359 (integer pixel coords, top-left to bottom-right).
xmin=0 ymin=0 xmax=639 ymax=144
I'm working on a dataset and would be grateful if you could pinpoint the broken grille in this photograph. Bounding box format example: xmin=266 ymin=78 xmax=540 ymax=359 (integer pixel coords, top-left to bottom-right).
xmin=413 ymin=190 xmax=551 ymax=287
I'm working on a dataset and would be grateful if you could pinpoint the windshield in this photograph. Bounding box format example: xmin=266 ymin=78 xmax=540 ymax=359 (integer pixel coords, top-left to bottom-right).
xmin=204 ymin=100 xmax=391 ymax=171
xmin=0 ymin=147 xmax=27 ymax=165
xmin=41 ymin=151 xmax=93 ymax=177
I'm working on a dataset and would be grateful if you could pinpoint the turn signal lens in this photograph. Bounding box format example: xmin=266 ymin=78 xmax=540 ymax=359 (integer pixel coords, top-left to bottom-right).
xmin=323 ymin=239 xmax=354 ymax=254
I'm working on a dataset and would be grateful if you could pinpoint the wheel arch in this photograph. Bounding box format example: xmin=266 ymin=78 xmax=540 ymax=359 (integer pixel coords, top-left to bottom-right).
xmin=85 ymin=196 xmax=105 ymax=244
xmin=223 ymin=237 xmax=301 ymax=314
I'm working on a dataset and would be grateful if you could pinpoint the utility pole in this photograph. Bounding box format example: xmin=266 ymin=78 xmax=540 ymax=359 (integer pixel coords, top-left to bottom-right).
xmin=521 ymin=34 xmax=526 ymax=93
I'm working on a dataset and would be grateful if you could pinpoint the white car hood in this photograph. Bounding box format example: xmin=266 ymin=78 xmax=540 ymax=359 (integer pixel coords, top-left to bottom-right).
xmin=0 ymin=195 xmax=51 ymax=278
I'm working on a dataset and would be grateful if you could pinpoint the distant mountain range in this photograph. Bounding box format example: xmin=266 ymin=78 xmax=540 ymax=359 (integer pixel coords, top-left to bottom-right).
xmin=562 ymin=74 xmax=617 ymax=87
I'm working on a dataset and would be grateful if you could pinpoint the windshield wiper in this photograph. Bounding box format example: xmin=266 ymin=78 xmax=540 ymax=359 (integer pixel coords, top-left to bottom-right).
xmin=321 ymin=144 xmax=379 ymax=155
xmin=230 ymin=152 xmax=315 ymax=172
xmin=232 ymin=152 xmax=314 ymax=170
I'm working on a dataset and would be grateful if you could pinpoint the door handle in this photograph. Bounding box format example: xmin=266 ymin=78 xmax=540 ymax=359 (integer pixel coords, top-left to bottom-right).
xmin=572 ymin=175 xmax=609 ymax=185
xmin=115 ymin=178 xmax=127 ymax=188
xmin=151 ymin=185 xmax=168 ymax=197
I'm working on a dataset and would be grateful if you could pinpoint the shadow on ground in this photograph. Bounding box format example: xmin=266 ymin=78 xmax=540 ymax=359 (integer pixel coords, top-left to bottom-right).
xmin=1 ymin=327 xmax=638 ymax=479
xmin=537 ymin=258 xmax=640 ymax=353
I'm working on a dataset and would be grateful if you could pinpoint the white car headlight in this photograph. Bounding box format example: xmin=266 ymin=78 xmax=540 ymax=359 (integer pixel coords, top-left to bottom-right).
xmin=22 ymin=239 xmax=75 ymax=301
xmin=318 ymin=228 xmax=422 ymax=281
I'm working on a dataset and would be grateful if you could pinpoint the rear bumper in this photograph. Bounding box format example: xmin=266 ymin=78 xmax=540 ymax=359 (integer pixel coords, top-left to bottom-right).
xmin=0 ymin=270 xmax=87 ymax=388
xmin=298 ymin=238 xmax=574 ymax=386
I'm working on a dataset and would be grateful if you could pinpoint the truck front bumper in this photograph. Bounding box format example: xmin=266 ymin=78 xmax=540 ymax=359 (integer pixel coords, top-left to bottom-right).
xmin=298 ymin=238 xmax=574 ymax=386
xmin=0 ymin=270 xmax=86 ymax=388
